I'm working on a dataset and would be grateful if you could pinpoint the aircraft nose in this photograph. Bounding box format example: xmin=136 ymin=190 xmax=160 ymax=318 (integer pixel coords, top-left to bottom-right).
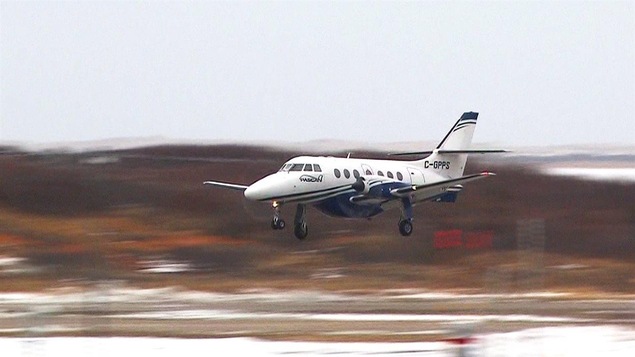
xmin=244 ymin=184 xmax=262 ymax=201
xmin=244 ymin=174 xmax=278 ymax=201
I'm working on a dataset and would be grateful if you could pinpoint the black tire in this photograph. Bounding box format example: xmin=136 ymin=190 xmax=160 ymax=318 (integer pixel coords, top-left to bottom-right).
xmin=271 ymin=218 xmax=285 ymax=230
xmin=294 ymin=223 xmax=308 ymax=240
xmin=398 ymin=220 xmax=413 ymax=236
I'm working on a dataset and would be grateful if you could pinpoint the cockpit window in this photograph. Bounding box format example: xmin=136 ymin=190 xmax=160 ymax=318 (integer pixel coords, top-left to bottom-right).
xmin=279 ymin=163 xmax=293 ymax=172
xmin=280 ymin=163 xmax=322 ymax=173
xmin=289 ymin=164 xmax=304 ymax=172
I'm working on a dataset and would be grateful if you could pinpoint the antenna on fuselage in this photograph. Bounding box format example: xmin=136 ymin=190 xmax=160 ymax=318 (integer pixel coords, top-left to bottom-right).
xmin=346 ymin=152 xmax=351 ymax=159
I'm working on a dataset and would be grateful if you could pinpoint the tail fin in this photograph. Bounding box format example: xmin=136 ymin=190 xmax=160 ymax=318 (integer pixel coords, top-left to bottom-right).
xmin=436 ymin=112 xmax=479 ymax=151
xmin=418 ymin=112 xmax=479 ymax=178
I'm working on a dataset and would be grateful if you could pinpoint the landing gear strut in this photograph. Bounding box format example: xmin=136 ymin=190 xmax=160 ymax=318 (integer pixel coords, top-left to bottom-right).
xmin=398 ymin=197 xmax=414 ymax=237
xmin=271 ymin=202 xmax=285 ymax=230
xmin=293 ymin=204 xmax=308 ymax=240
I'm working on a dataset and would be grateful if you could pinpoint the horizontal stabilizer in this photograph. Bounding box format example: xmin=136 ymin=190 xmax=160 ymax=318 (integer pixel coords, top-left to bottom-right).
xmin=438 ymin=149 xmax=508 ymax=154
xmin=388 ymin=151 xmax=434 ymax=157
xmin=389 ymin=149 xmax=507 ymax=157
xmin=204 ymin=181 xmax=249 ymax=191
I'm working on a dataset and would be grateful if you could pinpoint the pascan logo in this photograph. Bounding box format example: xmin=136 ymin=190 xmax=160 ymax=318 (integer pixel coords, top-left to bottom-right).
xmin=299 ymin=174 xmax=323 ymax=183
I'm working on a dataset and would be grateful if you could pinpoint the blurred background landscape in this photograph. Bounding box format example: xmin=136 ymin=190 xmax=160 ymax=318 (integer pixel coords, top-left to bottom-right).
xmin=0 ymin=144 xmax=633 ymax=295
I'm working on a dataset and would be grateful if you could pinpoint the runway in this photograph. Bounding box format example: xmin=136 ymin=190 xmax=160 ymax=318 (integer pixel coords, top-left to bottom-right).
xmin=1 ymin=327 xmax=633 ymax=357
xmin=0 ymin=285 xmax=633 ymax=342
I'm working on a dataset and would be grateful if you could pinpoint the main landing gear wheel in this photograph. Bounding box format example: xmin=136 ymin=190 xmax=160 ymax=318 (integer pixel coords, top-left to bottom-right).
xmin=294 ymin=222 xmax=308 ymax=240
xmin=398 ymin=197 xmax=414 ymax=237
xmin=398 ymin=219 xmax=413 ymax=236
xmin=293 ymin=204 xmax=308 ymax=240
xmin=271 ymin=217 xmax=285 ymax=230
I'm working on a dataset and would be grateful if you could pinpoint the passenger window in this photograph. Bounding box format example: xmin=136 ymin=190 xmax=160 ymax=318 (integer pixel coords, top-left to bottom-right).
xmin=387 ymin=172 xmax=394 ymax=179
xmin=304 ymin=164 xmax=313 ymax=172
xmin=290 ymin=164 xmax=304 ymax=172
xmin=397 ymin=172 xmax=404 ymax=181
xmin=365 ymin=170 xmax=372 ymax=175
xmin=353 ymin=169 xmax=360 ymax=178
xmin=344 ymin=169 xmax=351 ymax=179
xmin=314 ymin=164 xmax=322 ymax=172
xmin=378 ymin=171 xmax=384 ymax=176
xmin=334 ymin=169 xmax=341 ymax=178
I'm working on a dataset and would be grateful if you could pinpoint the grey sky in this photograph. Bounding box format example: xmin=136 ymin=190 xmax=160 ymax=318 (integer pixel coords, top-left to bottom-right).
xmin=1 ymin=1 xmax=633 ymax=147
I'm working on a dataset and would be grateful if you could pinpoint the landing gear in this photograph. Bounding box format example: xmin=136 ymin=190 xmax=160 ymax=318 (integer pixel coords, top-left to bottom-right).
xmin=271 ymin=216 xmax=285 ymax=230
xmin=398 ymin=197 xmax=414 ymax=237
xmin=294 ymin=222 xmax=308 ymax=240
xmin=293 ymin=204 xmax=308 ymax=240
xmin=271 ymin=201 xmax=285 ymax=230
xmin=270 ymin=202 xmax=308 ymax=239
xmin=398 ymin=219 xmax=413 ymax=236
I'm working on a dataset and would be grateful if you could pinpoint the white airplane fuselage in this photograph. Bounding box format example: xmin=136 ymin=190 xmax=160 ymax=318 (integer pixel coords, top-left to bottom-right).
xmin=205 ymin=112 xmax=502 ymax=239
xmin=244 ymin=156 xmax=451 ymax=219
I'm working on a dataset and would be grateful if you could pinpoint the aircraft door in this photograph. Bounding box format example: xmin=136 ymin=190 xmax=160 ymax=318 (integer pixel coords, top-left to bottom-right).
xmin=361 ymin=164 xmax=374 ymax=176
xmin=408 ymin=168 xmax=425 ymax=186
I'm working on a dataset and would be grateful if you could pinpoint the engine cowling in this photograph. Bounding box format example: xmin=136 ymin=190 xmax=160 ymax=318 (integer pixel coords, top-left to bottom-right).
xmin=351 ymin=176 xmax=370 ymax=194
xmin=350 ymin=175 xmax=413 ymax=201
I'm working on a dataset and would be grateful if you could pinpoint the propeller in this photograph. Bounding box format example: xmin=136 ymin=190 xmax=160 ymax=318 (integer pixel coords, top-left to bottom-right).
xmin=351 ymin=176 xmax=370 ymax=194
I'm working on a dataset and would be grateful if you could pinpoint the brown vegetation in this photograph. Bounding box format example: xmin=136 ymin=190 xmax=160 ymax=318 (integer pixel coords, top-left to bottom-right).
xmin=0 ymin=146 xmax=633 ymax=292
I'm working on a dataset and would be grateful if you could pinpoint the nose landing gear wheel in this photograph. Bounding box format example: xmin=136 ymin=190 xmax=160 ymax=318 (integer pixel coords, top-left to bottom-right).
xmin=271 ymin=217 xmax=285 ymax=230
xmin=398 ymin=219 xmax=413 ymax=236
xmin=294 ymin=223 xmax=308 ymax=240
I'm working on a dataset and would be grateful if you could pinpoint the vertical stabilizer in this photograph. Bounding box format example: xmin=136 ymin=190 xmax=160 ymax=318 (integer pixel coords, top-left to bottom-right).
xmin=418 ymin=112 xmax=478 ymax=178
xmin=436 ymin=112 xmax=478 ymax=151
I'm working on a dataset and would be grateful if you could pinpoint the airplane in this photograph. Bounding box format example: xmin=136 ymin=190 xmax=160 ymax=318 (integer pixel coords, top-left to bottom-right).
xmin=204 ymin=112 xmax=504 ymax=240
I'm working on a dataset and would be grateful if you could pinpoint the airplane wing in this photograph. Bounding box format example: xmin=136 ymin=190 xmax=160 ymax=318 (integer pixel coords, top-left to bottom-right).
xmin=408 ymin=172 xmax=495 ymax=203
xmin=203 ymin=180 xmax=249 ymax=191
xmin=369 ymin=172 xmax=494 ymax=209
xmin=348 ymin=172 xmax=494 ymax=207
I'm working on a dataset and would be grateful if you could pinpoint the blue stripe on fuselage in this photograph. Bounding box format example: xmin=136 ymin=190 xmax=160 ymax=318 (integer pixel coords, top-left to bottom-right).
xmin=313 ymin=180 xmax=410 ymax=218
xmin=314 ymin=192 xmax=384 ymax=218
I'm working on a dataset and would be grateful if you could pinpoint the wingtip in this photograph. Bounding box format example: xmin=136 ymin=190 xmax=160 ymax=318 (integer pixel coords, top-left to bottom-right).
xmin=481 ymin=171 xmax=496 ymax=176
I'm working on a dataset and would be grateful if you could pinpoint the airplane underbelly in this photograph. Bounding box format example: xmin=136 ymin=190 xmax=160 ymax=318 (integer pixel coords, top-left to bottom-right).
xmin=313 ymin=193 xmax=383 ymax=218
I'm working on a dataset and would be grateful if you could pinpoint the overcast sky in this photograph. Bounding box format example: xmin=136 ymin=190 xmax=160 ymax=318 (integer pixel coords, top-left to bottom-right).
xmin=1 ymin=1 xmax=633 ymax=148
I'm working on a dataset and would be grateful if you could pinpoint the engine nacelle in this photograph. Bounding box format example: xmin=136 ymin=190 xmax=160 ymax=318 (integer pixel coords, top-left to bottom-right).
xmin=351 ymin=175 xmax=414 ymax=201
xmin=351 ymin=176 xmax=370 ymax=194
